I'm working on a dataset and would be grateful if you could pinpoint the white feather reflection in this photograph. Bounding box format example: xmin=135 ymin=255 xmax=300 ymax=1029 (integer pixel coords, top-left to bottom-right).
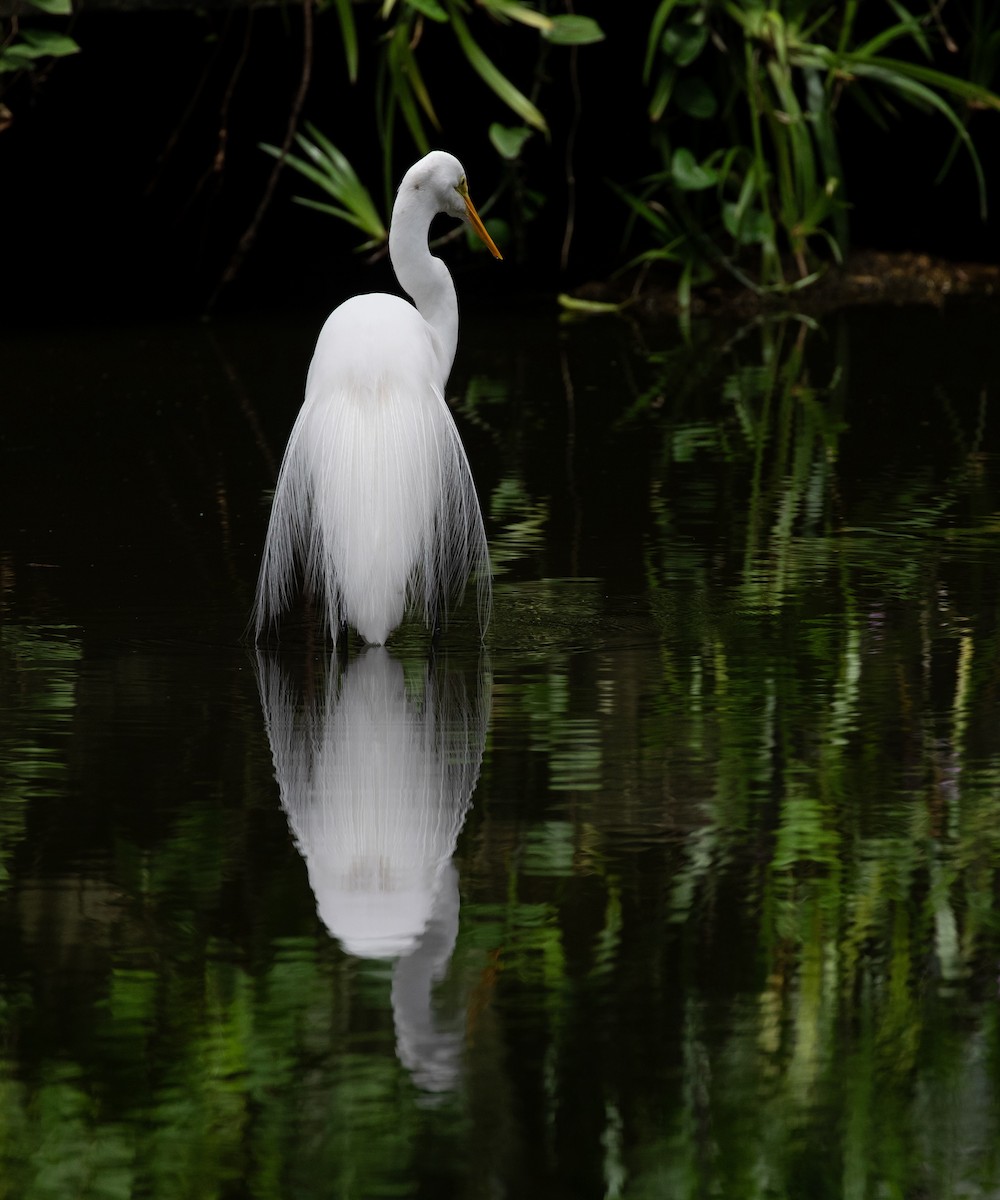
xmin=256 ymin=647 xmax=490 ymax=1092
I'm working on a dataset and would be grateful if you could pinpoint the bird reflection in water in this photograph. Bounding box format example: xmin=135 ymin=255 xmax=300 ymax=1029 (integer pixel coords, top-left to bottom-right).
xmin=255 ymin=647 xmax=490 ymax=1093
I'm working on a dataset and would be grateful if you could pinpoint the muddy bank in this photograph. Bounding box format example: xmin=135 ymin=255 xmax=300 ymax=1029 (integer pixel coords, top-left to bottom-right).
xmin=572 ymin=249 xmax=1000 ymax=321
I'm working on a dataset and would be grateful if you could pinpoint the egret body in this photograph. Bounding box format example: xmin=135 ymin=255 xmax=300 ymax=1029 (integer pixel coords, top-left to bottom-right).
xmin=253 ymin=151 xmax=501 ymax=645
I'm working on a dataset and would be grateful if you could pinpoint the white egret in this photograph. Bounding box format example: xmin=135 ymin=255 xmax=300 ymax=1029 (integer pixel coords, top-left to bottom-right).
xmin=253 ymin=150 xmax=501 ymax=645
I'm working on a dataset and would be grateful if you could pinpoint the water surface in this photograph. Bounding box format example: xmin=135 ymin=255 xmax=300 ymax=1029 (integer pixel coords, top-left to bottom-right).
xmin=2 ymin=298 xmax=1000 ymax=1198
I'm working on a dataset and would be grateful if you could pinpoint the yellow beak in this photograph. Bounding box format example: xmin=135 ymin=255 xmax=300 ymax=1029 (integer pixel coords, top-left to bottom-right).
xmin=459 ymin=184 xmax=503 ymax=260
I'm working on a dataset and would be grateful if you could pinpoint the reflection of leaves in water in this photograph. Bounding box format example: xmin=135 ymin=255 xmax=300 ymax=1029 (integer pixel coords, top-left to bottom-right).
xmin=2 ymin=308 xmax=1000 ymax=1199
xmin=454 ymin=310 xmax=1000 ymax=1198
xmin=520 ymin=666 xmax=602 ymax=793
xmin=488 ymin=475 xmax=549 ymax=576
xmin=0 ymin=625 xmax=80 ymax=886
xmin=522 ymin=821 xmax=576 ymax=875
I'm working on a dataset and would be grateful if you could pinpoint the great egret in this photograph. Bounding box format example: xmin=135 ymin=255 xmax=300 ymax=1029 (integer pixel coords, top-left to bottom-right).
xmin=253 ymin=150 xmax=501 ymax=646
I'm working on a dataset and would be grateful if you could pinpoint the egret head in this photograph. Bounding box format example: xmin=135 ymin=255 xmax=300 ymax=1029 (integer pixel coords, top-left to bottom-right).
xmin=400 ymin=150 xmax=502 ymax=260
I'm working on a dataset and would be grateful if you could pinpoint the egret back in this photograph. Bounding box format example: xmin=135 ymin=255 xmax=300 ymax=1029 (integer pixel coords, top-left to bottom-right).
xmin=253 ymin=293 xmax=490 ymax=644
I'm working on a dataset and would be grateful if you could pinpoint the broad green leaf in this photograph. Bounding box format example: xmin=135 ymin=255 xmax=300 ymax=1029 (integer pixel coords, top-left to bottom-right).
xmin=13 ymin=29 xmax=79 ymax=58
xmin=671 ymin=146 xmax=717 ymax=190
xmin=448 ymin=6 xmax=548 ymax=133
xmin=0 ymin=50 xmax=35 ymax=73
xmin=25 ymin=0 xmax=73 ymax=13
xmin=675 ymin=75 xmax=716 ymax=118
xmin=545 ymin=15 xmax=605 ymax=46
xmin=661 ymin=20 xmax=707 ymax=67
xmin=723 ymin=201 xmax=774 ymax=245
xmin=490 ymin=123 xmax=532 ymax=160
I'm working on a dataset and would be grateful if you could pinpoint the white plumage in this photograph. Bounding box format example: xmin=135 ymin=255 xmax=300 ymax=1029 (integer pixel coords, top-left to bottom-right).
xmin=256 ymin=647 xmax=489 ymax=960
xmin=253 ymin=150 xmax=500 ymax=645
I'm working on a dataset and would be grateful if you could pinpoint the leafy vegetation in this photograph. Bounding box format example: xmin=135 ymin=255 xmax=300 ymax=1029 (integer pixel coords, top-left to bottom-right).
xmin=261 ymin=124 xmax=388 ymax=252
xmin=270 ymin=0 xmax=603 ymax=256
xmin=0 ymin=0 xmax=79 ymax=123
xmin=259 ymin=1 xmax=1000 ymax=304
xmin=624 ymin=0 xmax=1000 ymax=300
xmin=6 ymin=0 xmax=996 ymax=308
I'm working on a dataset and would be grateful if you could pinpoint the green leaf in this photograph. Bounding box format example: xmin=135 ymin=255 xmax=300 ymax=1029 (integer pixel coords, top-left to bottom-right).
xmin=854 ymin=19 xmax=925 ymax=60
xmin=648 ymin=66 xmax=675 ymax=121
xmin=866 ymin=53 xmax=1000 ymax=109
xmin=674 ymin=75 xmax=716 ymax=118
xmin=847 ymin=58 xmax=993 ymax=216
xmin=644 ymin=0 xmax=685 ymax=83
xmin=0 ymin=50 xmax=33 ymax=73
xmin=387 ymin=23 xmax=433 ymax=150
xmin=404 ymin=0 xmax=449 ymax=21
xmin=479 ymin=0 xmax=553 ymax=31
xmin=671 ymin=147 xmax=717 ymax=190
xmin=677 ymin=256 xmax=693 ymax=313
xmin=261 ymin=130 xmax=387 ymax=244
xmin=545 ymin=15 xmax=605 ymax=46
xmin=448 ymin=5 xmax=548 ymax=133
xmin=333 ymin=0 xmax=359 ymax=81
xmin=489 ymin=123 xmax=532 ymax=160
xmin=391 ymin=25 xmax=439 ymax=129
xmin=661 ymin=20 xmax=707 ymax=68
xmin=25 ymin=0 xmax=73 ymax=12
xmin=884 ymin=0 xmax=931 ymax=57
xmin=557 ymin=294 xmax=625 ymax=314
xmin=291 ymin=199 xmax=386 ymax=250
xmin=610 ymin=179 xmax=676 ymax=240
xmin=302 ymin=126 xmax=387 ymax=230
xmin=723 ymin=202 xmax=774 ymax=245
xmin=6 ymin=29 xmax=80 ymax=59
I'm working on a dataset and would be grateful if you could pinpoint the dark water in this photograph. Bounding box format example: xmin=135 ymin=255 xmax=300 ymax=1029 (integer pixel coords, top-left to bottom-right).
xmin=2 ymin=297 xmax=1000 ymax=1198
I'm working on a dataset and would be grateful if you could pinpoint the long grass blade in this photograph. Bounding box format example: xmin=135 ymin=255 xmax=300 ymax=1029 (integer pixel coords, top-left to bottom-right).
xmin=332 ymin=0 xmax=359 ymax=83
xmin=445 ymin=3 xmax=548 ymax=133
xmin=850 ymin=61 xmax=990 ymax=217
xmin=644 ymin=0 xmax=685 ymax=84
xmin=480 ymin=0 xmax=553 ymax=31
xmin=388 ymin=25 xmax=432 ymax=153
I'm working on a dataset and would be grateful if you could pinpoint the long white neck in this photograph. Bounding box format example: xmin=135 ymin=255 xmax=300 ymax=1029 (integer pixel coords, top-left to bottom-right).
xmin=388 ymin=186 xmax=459 ymax=387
